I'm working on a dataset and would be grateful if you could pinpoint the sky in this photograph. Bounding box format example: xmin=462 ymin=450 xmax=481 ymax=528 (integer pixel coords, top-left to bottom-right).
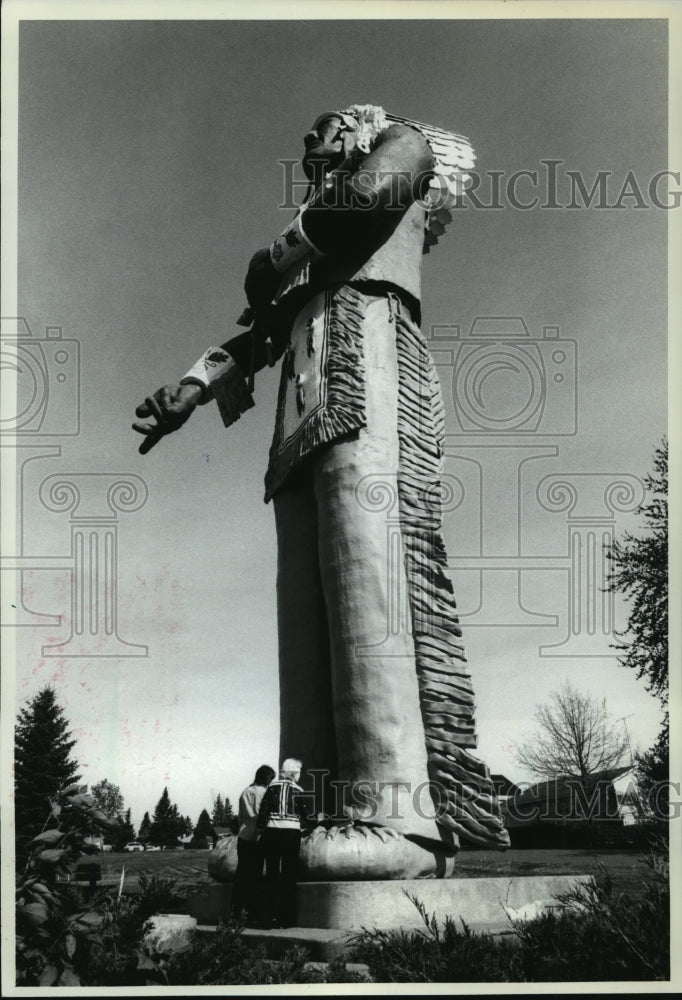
xmin=5 ymin=11 xmax=671 ymax=831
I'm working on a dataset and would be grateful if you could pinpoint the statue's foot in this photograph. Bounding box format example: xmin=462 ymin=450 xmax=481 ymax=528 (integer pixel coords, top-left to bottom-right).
xmin=300 ymin=822 xmax=455 ymax=880
xmin=208 ymin=823 xmax=456 ymax=884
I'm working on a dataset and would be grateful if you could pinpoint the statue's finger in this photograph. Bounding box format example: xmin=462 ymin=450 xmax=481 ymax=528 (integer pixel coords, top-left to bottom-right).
xmin=138 ymin=433 xmax=161 ymax=455
xmin=135 ymin=401 xmax=152 ymax=418
xmin=145 ymin=395 xmax=165 ymax=422
xmin=132 ymin=421 xmax=157 ymax=436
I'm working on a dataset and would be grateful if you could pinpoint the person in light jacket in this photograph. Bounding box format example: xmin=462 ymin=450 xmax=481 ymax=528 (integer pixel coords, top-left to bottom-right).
xmin=258 ymin=757 xmax=309 ymax=928
xmin=231 ymin=764 xmax=275 ymax=924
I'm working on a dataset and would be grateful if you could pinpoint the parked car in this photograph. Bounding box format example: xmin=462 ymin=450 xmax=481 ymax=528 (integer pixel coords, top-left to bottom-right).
xmin=123 ymin=842 xmax=144 ymax=852
xmin=145 ymin=844 xmax=161 ymax=852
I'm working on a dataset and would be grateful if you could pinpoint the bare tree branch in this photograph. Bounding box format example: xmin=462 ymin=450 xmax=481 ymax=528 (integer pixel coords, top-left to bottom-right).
xmin=514 ymin=682 xmax=629 ymax=782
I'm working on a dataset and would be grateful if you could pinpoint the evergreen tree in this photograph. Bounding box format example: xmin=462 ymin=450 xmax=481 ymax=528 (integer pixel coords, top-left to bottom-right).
xmin=149 ymin=788 xmax=173 ymax=847
xmin=223 ymin=795 xmax=235 ymax=825
xmin=180 ymin=814 xmax=194 ymax=837
xmin=211 ymin=793 xmax=225 ymax=826
xmin=636 ymin=713 xmax=670 ymax=819
xmin=14 ymin=686 xmax=81 ymax=860
xmin=113 ymin=807 xmax=137 ymax=850
xmin=211 ymin=793 xmax=236 ymax=826
xmin=138 ymin=811 xmax=152 ymax=844
xmin=149 ymin=788 xmax=186 ymax=847
xmin=193 ymin=808 xmax=214 ymax=848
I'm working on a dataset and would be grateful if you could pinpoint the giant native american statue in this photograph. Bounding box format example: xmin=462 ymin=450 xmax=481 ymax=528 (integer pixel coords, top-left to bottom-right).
xmin=134 ymin=105 xmax=510 ymax=877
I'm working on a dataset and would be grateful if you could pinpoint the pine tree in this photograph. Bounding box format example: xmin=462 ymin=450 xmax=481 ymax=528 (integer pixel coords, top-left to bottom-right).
xmin=15 ymin=686 xmax=81 ymax=859
xmin=149 ymin=788 xmax=186 ymax=848
xmin=212 ymin=793 xmax=236 ymax=826
xmin=223 ymin=795 xmax=235 ymax=825
xmin=175 ymin=803 xmax=191 ymax=839
xmin=636 ymin=714 xmax=669 ymax=818
xmin=193 ymin=808 xmax=214 ymax=848
xmin=149 ymin=788 xmax=173 ymax=847
xmin=114 ymin=807 xmax=137 ymax=850
xmin=138 ymin=811 xmax=152 ymax=844
xmin=211 ymin=793 xmax=225 ymax=826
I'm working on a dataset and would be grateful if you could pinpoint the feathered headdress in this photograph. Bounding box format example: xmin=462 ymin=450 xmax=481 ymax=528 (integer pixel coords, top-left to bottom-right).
xmin=338 ymin=103 xmax=476 ymax=253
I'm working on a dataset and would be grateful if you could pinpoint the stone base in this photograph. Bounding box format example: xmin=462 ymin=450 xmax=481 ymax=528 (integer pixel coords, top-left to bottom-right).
xmin=187 ymin=874 xmax=592 ymax=936
xmin=196 ymin=924 xmax=368 ymax=962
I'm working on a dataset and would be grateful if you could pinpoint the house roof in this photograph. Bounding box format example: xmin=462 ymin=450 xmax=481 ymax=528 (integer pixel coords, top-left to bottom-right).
xmin=490 ymin=774 xmax=521 ymax=796
xmin=514 ymin=766 xmax=633 ymax=805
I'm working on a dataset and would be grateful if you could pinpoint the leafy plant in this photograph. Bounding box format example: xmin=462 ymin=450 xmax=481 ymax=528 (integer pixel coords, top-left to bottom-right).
xmin=82 ymin=874 xmax=188 ymax=986
xmin=608 ymin=441 xmax=669 ymax=817
xmin=607 ymin=439 xmax=668 ymax=704
xmin=15 ymin=781 xmax=120 ymax=986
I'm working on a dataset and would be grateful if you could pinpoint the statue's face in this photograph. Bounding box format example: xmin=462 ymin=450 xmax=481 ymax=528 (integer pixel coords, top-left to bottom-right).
xmin=302 ymin=113 xmax=357 ymax=179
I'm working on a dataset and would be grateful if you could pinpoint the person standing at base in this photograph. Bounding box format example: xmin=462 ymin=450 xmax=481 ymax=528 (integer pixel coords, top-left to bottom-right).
xmin=232 ymin=764 xmax=275 ymax=924
xmin=258 ymin=758 xmax=308 ymax=928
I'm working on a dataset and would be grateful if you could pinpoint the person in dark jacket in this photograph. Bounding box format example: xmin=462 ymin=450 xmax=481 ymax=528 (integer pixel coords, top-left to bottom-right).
xmin=258 ymin=757 xmax=308 ymax=927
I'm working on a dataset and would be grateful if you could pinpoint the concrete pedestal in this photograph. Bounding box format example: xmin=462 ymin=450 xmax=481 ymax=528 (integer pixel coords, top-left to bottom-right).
xmin=187 ymin=873 xmax=592 ymax=953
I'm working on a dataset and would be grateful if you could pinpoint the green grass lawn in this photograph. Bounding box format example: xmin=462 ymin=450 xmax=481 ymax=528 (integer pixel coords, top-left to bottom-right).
xmin=81 ymin=848 xmax=212 ymax=890
xmin=84 ymin=847 xmax=650 ymax=898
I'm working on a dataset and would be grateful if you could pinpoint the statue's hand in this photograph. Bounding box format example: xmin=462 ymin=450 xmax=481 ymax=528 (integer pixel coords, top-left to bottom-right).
xmin=244 ymin=247 xmax=281 ymax=312
xmin=132 ymin=383 xmax=201 ymax=454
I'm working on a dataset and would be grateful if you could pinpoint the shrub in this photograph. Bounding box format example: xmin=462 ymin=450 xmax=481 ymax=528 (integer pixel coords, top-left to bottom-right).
xmin=514 ymin=846 xmax=669 ymax=982
xmin=64 ymin=876 xmax=366 ymax=986
xmin=350 ymin=898 xmax=522 ymax=983
xmin=15 ymin=782 xmax=121 ymax=986
xmin=509 ymin=818 xmax=667 ymax=851
xmin=78 ymin=874 xmax=188 ymax=986
xmin=349 ymin=845 xmax=669 ymax=983
xmin=163 ymin=924 xmax=367 ymax=986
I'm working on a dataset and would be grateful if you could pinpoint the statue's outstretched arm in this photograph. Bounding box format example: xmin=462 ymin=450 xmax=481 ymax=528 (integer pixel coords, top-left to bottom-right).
xmin=132 ymin=337 xmax=258 ymax=454
xmin=134 ymin=126 xmax=431 ymax=454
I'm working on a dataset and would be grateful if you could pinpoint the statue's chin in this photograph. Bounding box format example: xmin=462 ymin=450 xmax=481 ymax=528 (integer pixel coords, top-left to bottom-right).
xmin=208 ymin=824 xmax=456 ymax=883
